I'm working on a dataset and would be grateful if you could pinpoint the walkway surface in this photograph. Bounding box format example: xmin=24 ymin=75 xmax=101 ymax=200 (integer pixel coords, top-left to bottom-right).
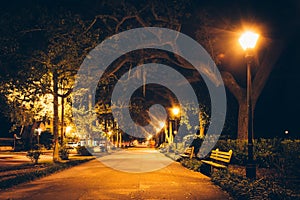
xmin=0 ymin=148 xmax=231 ymax=200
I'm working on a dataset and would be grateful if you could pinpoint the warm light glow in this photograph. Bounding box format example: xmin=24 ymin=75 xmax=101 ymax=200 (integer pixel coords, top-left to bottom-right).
xmin=159 ymin=121 xmax=165 ymax=128
xmin=108 ymin=131 xmax=112 ymax=136
xmin=239 ymin=31 xmax=259 ymax=50
xmin=147 ymin=135 xmax=152 ymax=140
xmin=284 ymin=130 xmax=289 ymax=135
xmin=156 ymin=121 xmax=165 ymax=132
xmin=37 ymin=128 xmax=42 ymax=135
xmin=66 ymin=126 xmax=72 ymax=133
xmin=172 ymin=107 xmax=180 ymax=116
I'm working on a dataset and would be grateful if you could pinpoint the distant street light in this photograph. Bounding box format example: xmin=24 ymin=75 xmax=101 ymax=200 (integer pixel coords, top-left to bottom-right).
xmin=239 ymin=30 xmax=259 ymax=179
xmin=171 ymin=107 xmax=180 ymax=134
xmin=66 ymin=126 xmax=72 ymax=135
xmin=172 ymin=107 xmax=180 ymax=116
xmin=37 ymin=128 xmax=42 ymax=145
xmin=169 ymin=107 xmax=180 ymax=146
xmin=147 ymin=135 xmax=152 ymax=141
xmin=159 ymin=121 xmax=165 ymax=129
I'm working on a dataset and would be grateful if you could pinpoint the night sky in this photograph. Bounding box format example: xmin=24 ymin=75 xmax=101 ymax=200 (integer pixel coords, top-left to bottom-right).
xmin=0 ymin=0 xmax=299 ymax=138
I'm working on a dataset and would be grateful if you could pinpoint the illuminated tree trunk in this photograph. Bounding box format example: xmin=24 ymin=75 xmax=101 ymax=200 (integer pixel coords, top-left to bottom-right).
xmin=53 ymin=71 xmax=60 ymax=162
xmin=60 ymin=97 xmax=64 ymax=145
xmin=237 ymin=99 xmax=248 ymax=140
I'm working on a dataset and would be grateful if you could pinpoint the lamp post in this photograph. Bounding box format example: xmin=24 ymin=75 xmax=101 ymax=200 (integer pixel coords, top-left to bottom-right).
xmin=171 ymin=107 xmax=180 ymax=146
xmin=37 ymin=128 xmax=42 ymax=145
xmin=239 ymin=31 xmax=259 ymax=179
xmin=172 ymin=107 xmax=180 ymax=133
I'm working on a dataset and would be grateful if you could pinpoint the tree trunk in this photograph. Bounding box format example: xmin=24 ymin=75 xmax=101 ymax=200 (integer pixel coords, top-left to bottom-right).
xmin=60 ymin=97 xmax=64 ymax=145
xmin=221 ymin=41 xmax=283 ymax=139
xmin=237 ymin=99 xmax=248 ymax=140
xmin=53 ymin=71 xmax=60 ymax=162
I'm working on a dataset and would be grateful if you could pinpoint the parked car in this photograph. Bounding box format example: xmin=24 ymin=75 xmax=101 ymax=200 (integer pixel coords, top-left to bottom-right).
xmin=99 ymin=140 xmax=106 ymax=152
xmin=66 ymin=142 xmax=79 ymax=149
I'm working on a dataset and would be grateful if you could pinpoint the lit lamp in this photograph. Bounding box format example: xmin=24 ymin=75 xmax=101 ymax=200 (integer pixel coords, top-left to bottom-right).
xmin=172 ymin=107 xmax=180 ymax=134
xmin=239 ymin=31 xmax=259 ymax=179
xmin=171 ymin=107 xmax=180 ymax=146
xmin=66 ymin=126 xmax=72 ymax=135
xmin=37 ymin=128 xmax=42 ymax=145
xmin=172 ymin=107 xmax=180 ymax=116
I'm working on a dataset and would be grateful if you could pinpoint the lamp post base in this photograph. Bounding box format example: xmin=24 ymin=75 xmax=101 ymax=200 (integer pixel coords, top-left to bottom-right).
xmin=246 ymin=163 xmax=256 ymax=179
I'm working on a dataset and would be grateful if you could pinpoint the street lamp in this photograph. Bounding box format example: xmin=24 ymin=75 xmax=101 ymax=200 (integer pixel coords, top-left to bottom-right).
xmin=239 ymin=30 xmax=259 ymax=179
xmin=170 ymin=107 xmax=180 ymax=146
xmin=66 ymin=126 xmax=72 ymax=135
xmin=171 ymin=107 xmax=180 ymax=134
xmin=172 ymin=107 xmax=180 ymax=116
xmin=37 ymin=128 xmax=42 ymax=145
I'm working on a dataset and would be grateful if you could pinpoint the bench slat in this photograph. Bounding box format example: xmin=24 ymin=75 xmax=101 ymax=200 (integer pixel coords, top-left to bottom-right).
xmin=210 ymin=154 xmax=231 ymax=160
xmin=202 ymin=149 xmax=233 ymax=170
xmin=211 ymin=153 xmax=231 ymax=158
xmin=202 ymin=160 xmax=226 ymax=168
xmin=210 ymin=156 xmax=231 ymax=163
xmin=180 ymin=147 xmax=194 ymax=159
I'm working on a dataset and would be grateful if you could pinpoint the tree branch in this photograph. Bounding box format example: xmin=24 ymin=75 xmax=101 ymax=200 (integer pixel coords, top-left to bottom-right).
xmin=221 ymin=71 xmax=246 ymax=102
xmin=252 ymin=39 xmax=284 ymax=107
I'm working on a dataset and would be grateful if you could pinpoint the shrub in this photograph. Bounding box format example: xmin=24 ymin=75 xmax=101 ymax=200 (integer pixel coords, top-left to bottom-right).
xmin=211 ymin=170 xmax=299 ymax=200
xmin=26 ymin=146 xmax=42 ymax=164
xmin=59 ymin=146 xmax=69 ymax=160
xmin=180 ymin=158 xmax=203 ymax=172
xmin=214 ymin=138 xmax=300 ymax=174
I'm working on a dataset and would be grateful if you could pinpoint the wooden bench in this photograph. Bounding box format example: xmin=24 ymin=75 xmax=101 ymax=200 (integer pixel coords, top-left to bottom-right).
xmin=201 ymin=148 xmax=233 ymax=174
xmin=179 ymin=146 xmax=194 ymax=159
xmin=0 ymin=146 xmax=13 ymax=151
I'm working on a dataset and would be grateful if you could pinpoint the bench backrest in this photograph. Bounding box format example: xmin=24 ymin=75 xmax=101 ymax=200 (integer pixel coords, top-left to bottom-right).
xmin=210 ymin=148 xmax=233 ymax=163
xmin=185 ymin=147 xmax=194 ymax=154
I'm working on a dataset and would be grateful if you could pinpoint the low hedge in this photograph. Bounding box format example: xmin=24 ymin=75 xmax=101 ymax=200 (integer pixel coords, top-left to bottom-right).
xmin=180 ymin=158 xmax=203 ymax=172
xmin=176 ymin=138 xmax=300 ymax=199
xmin=215 ymin=139 xmax=300 ymax=177
xmin=0 ymin=158 xmax=94 ymax=190
xmin=211 ymin=170 xmax=299 ymax=200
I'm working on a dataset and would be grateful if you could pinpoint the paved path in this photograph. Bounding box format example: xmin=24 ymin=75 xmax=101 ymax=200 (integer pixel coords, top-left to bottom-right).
xmin=0 ymin=149 xmax=230 ymax=199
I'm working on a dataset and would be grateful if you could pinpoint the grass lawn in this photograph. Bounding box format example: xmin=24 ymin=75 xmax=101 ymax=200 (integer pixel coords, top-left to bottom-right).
xmin=0 ymin=155 xmax=95 ymax=190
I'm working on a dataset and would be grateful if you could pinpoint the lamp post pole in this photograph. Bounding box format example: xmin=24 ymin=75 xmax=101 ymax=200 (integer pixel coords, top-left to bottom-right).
xmin=37 ymin=128 xmax=42 ymax=146
xmin=245 ymin=51 xmax=256 ymax=179
xmin=171 ymin=107 xmax=180 ymax=144
xmin=239 ymin=31 xmax=259 ymax=179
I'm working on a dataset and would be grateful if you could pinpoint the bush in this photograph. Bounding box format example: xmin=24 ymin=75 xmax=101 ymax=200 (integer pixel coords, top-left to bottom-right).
xmin=180 ymin=158 xmax=203 ymax=172
xmin=211 ymin=170 xmax=299 ymax=200
xmin=59 ymin=146 xmax=69 ymax=160
xmin=26 ymin=145 xmax=42 ymax=164
xmin=76 ymin=146 xmax=92 ymax=156
xmin=214 ymin=138 xmax=300 ymax=175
